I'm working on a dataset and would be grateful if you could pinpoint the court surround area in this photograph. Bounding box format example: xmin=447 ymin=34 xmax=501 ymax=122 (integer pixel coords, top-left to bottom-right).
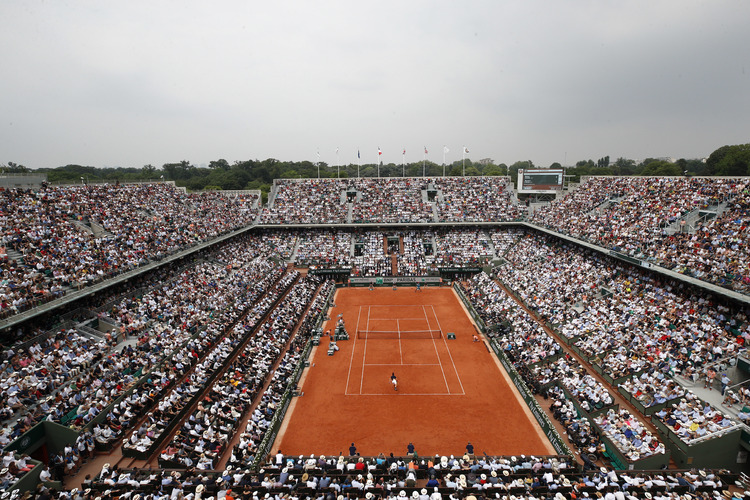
xmin=274 ymin=287 xmax=554 ymax=457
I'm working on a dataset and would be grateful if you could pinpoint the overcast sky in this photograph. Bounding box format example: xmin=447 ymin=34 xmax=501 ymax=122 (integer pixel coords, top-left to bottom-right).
xmin=1 ymin=1 xmax=748 ymax=170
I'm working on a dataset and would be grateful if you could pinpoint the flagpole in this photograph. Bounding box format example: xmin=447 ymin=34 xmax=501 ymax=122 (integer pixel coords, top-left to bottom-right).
xmin=358 ymin=151 xmax=361 ymax=178
xmin=462 ymin=147 xmax=466 ymax=176
xmin=443 ymin=146 xmax=446 ymax=174
xmin=377 ymin=148 xmax=380 ymax=178
xmin=402 ymin=150 xmax=405 ymax=177
xmin=336 ymin=148 xmax=340 ymax=178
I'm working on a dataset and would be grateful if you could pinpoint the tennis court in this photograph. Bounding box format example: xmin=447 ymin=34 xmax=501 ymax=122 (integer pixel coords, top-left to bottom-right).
xmin=274 ymin=286 xmax=554 ymax=457
xmin=346 ymin=304 xmax=464 ymax=395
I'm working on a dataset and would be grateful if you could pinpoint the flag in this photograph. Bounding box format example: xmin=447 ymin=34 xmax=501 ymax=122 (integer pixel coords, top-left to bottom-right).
xmin=378 ymin=147 xmax=382 ymax=156
xmin=336 ymin=147 xmax=339 ymax=155
xmin=444 ymin=146 xmax=450 ymax=153
xmin=402 ymin=148 xmax=406 ymax=155
xmin=357 ymin=149 xmax=360 ymax=159
xmin=424 ymin=146 xmax=428 ymax=154
xmin=317 ymin=150 xmax=321 ymax=160
xmin=463 ymin=146 xmax=469 ymax=154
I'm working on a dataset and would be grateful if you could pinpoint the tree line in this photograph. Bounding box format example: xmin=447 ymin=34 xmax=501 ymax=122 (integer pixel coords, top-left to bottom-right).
xmin=2 ymin=144 xmax=748 ymax=201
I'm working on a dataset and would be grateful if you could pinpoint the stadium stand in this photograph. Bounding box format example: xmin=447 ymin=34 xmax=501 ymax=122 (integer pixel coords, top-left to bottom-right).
xmin=4 ymin=175 xmax=750 ymax=498
xmin=0 ymin=183 xmax=259 ymax=319
xmin=530 ymin=176 xmax=749 ymax=293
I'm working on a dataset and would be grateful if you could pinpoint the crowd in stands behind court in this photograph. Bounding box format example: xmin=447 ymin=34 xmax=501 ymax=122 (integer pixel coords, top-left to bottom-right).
xmin=0 ymin=183 xmax=258 ymax=319
xmin=531 ymin=177 xmax=749 ymax=293
xmin=59 ymin=452 xmax=741 ymax=500
xmin=260 ymin=176 xmax=526 ymax=225
xmin=460 ymin=227 xmax=746 ymax=459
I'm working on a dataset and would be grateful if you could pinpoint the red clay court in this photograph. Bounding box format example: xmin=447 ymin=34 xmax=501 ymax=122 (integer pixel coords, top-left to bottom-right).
xmin=274 ymin=287 xmax=554 ymax=458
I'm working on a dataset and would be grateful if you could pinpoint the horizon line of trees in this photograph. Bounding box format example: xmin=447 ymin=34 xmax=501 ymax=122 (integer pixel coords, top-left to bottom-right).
xmin=3 ymin=144 xmax=749 ymax=200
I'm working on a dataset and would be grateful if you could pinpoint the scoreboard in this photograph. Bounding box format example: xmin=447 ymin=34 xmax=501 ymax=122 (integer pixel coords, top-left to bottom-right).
xmin=518 ymin=169 xmax=564 ymax=192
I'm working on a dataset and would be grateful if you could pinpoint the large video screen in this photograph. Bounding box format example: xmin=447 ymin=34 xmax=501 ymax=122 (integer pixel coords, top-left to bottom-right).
xmin=519 ymin=169 xmax=564 ymax=192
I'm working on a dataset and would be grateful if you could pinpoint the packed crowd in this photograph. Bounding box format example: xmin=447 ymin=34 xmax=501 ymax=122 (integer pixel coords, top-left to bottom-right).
xmin=121 ymin=268 xmax=299 ymax=460
xmin=352 ymin=179 xmax=434 ymax=224
xmin=351 ymin=233 xmax=391 ymax=278
xmin=593 ymin=409 xmax=666 ymax=462
xmin=644 ymin=187 xmax=750 ymax=291
xmin=433 ymin=230 xmax=492 ymax=268
xmin=0 ymin=330 xmax=110 ymax=437
xmin=498 ymin=232 xmax=749 ymax=386
xmin=296 ymin=232 xmax=353 ymax=270
xmin=460 ymin=273 xmax=560 ymax=366
xmin=0 ymin=234 xmax=292 ymax=462
xmin=160 ymin=273 xmax=323 ymax=469
xmin=618 ymin=372 xmax=686 ymax=410
xmin=459 ymin=270 xmax=668 ymax=466
xmin=261 ymin=180 xmax=347 ymax=224
xmin=531 ymin=358 xmax=617 ymax=417
xmin=488 ymin=229 xmax=524 ymax=259
xmin=67 ymin=453 xmax=739 ymax=500
xmin=530 ymin=177 xmax=749 ymax=293
xmin=0 ymin=183 xmax=259 ymax=318
xmin=653 ymin=393 xmax=740 ymax=445
xmin=548 ymin=386 xmax=602 ymax=465
xmin=433 ymin=177 xmax=526 ymax=222
xmin=260 ymin=176 xmax=526 ymax=225
xmin=398 ymin=232 xmax=436 ymax=276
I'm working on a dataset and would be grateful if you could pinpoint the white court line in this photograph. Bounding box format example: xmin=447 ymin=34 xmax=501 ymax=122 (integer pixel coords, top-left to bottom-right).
xmin=397 ymin=319 xmax=403 ymax=364
xmin=344 ymin=305 xmax=364 ymax=396
xmin=363 ymin=363 xmax=442 ymax=366
xmin=431 ymin=304 xmax=465 ymax=395
xmin=364 ymin=305 xmax=427 ymax=308
xmin=364 ymin=317 xmax=427 ymax=320
xmin=423 ymin=305 xmax=450 ymax=394
xmin=353 ymin=393 xmax=456 ymax=396
xmin=359 ymin=305 xmax=371 ymax=395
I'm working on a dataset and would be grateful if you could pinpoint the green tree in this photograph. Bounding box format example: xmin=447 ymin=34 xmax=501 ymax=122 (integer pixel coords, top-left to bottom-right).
xmin=706 ymin=144 xmax=750 ymax=176
xmin=483 ymin=164 xmax=505 ymax=176
xmin=141 ymin=164 xmax=156 ymax=177
xmin=640 ymin=160 xmax=681 ymax=176
xmin=208 ymin=159 xmax=230 ymax=170
xmin=2 ymin=162 xmax=30 ymax=173
xmin=613 ymin=157 xmax=636 ymax=175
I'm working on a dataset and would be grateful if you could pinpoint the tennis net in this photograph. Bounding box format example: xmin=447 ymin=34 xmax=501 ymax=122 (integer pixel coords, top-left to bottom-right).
xmin=356 ymin=329 xmax=442 ymax=339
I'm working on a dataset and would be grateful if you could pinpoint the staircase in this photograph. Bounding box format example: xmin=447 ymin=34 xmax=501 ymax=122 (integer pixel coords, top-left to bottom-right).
xmin=484 ymin=230 xmax=498 ymax=259
xmin=90 ymin=222 xmax=116 ymax=239
xmin=586 ymin=196 xmax=623 ymax=217
xmin=4 ymin=247 xmax=24 ymax=264
xmin=71 ymin=219 xmax=94 ymax=235
xmin=664 ymin=201 xmax=729 ymax=235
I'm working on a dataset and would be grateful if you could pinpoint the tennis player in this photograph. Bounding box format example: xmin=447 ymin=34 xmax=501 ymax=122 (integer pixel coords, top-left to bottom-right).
xmin=391 ymin=372 xmax=398 ymax=391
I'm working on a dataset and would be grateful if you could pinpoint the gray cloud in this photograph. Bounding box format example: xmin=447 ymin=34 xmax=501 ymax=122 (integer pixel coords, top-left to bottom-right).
xmin=1 ymin=0 xmax=748 ymax=169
